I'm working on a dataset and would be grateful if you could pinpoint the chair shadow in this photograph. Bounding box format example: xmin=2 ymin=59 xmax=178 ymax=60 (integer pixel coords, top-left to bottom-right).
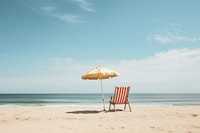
xmin=66 ymin=110 xmax=101 ymax=114
xmin=108 ymin=109 xmax=124 ymax=112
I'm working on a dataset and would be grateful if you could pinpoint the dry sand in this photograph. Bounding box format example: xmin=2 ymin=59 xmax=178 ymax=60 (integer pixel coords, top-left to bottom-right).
xmin=0 ymin=106 xmax=200 ymax=133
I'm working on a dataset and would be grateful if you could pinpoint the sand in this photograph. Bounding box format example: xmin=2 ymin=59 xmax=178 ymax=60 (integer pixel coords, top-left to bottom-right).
xmin=0 ymin=106 xmax=200 ymax=133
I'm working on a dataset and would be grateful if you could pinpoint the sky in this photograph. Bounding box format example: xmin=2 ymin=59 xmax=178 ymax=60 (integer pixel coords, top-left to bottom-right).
xmin=0 ymin=0 xmax=200 ymax=93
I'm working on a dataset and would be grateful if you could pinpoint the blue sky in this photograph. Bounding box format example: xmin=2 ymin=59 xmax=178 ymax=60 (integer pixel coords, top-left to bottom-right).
xmin=0 ymin=0 xmax=200 ymax=93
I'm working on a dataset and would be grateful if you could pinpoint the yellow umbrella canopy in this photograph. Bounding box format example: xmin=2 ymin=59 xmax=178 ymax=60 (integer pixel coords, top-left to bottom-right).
xmin=81 ymin=66 xmax=120 ymax=111
xmin=82 ymin=66 xmax=119 ymax=80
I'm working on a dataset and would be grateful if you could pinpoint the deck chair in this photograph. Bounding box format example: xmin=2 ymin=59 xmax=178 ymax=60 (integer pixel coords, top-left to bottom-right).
xmin=109 ymin=86 xmax=132 ymax=112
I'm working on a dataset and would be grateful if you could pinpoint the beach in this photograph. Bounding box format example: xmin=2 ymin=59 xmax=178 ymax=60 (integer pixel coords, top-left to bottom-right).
xmin=0 ymin=106 xmax=200 ymax=133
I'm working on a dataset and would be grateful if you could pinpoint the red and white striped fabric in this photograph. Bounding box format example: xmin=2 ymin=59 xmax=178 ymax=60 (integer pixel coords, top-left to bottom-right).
xmin=114 ymin=86 xmax=130 ymax=104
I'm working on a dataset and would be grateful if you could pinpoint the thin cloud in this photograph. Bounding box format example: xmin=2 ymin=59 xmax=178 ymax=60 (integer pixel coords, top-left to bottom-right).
xmin=52 ymin=14 xmax=81 ymax=23
xmin=41 ymin=6 xmax=56 ymax=12
xmin=120 ymin=48 xmax=200 ymax=72
xmin=33 ymin=0 xmax=94 ymax=24
xmin=74 ymin=0 xmax=94 ymax=12
xmin=150 ymin=33 xmax=200 ymax=44
xmin=149 ymin=22 xmax=200 ymax=44
xmin=39 ymin=5 xmax=82 ymax=23
xmin=173 ymin=35 xmax=200 ymax=42
xmin=117 ymin=48 xmax=200 ymax=92
xmin=169 ymin=22 xmax=182 ymax=27
xmin=150 ymin=34 xmax=171 ymax=44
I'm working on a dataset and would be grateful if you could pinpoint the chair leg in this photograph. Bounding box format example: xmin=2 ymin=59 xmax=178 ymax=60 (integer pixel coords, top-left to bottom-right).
xmin=109 ymin=103 xmax=111 ymax=111
xmin=128 ymin=102 xmax=132 ymax=112
xmin=124 ymin=104 xmax=127 ymax=110
xmin=113 ymin=104 xmax=116 ymax=112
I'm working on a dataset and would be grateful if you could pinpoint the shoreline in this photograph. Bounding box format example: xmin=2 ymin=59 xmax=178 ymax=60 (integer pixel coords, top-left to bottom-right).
xmin=0 ymin=103 xmax=200 ymax=107
xmin=0 ymin=106 xmax=200 ymax=133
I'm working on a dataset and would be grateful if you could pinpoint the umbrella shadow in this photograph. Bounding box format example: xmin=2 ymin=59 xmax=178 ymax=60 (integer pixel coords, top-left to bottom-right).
xmin=66 ymin=110 xmax=101 ymax=114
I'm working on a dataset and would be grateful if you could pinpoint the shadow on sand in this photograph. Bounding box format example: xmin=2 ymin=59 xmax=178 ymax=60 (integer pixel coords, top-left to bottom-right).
xmin=66 ymin=110 xmax=101 ymax=114
xmin=66 ymin=109 xmax=124 ymax=114
xmin=108 ymin=109 xmax=124 ymax=112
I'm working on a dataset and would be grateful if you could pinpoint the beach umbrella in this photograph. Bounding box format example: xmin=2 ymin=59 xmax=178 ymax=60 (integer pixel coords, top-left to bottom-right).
xmin=81 ymin=66 xmax=120 ymax=111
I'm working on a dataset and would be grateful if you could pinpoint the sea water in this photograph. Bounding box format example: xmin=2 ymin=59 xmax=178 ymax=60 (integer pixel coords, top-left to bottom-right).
xmin=0 ymin=93 xmax=200 ymax=107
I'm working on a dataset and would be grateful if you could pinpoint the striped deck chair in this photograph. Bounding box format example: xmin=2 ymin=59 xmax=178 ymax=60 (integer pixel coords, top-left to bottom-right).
xmin=109 ymin=86 xmax=132 ymax=112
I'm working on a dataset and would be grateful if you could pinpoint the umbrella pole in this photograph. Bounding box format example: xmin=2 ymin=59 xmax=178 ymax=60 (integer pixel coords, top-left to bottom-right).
xmin=100 ymin=79 xmax=106 ymax=111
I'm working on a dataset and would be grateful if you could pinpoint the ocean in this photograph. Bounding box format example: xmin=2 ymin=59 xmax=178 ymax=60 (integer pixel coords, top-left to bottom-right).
xmin=0 ymin=93 xmax=200 ymax=107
